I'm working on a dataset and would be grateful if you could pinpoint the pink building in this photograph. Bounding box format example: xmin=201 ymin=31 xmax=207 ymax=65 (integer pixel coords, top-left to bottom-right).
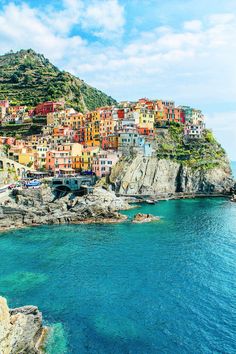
xmin=92 ymin=150 xmax=121 ymax=177
xmin=46 ymin=148 xmax=73 ymax=173
xmin=0 ymin=100 xmax=9 ymax=108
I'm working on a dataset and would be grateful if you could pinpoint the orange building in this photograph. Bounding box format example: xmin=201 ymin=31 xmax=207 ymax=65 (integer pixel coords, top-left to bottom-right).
xmin=138 ymin=127 xmax=154 ymax=136
xmin=101 ymin=134 xmax=118 ymax=150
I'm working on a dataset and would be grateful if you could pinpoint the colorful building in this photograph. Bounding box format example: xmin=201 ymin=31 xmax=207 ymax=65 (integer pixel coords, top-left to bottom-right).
xmin=80 ymin=147 xmax=99 ymax=171
xmin=35 ymin=101 xmax=64 ymax=116
xmin=92 ymin=150 xmax=121 ymax=177
xmin=101 ymin=134 xmax=118 ymax=150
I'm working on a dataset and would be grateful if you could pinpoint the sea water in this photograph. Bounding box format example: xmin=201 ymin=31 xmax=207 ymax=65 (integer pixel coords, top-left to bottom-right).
xmin=0 ymin=198 xmax=236 ymax=353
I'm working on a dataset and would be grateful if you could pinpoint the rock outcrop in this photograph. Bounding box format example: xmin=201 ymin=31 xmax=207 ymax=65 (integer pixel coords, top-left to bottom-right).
xmin=231 ymin=194 xmax=236 ymax=202
xmin=110 ymin=156 xmax=233 ymax=196
xmin=0 ymin=186 xmax=131 ymax=231
xmin=0 ymin=296 xmax=46 ymax=353
xmin=132 ymin=213 xmax=160 ymax=223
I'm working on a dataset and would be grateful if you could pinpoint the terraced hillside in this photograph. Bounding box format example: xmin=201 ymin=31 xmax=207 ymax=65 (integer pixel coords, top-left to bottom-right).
xmin=0 ymin=49 xmax=116 ymax=111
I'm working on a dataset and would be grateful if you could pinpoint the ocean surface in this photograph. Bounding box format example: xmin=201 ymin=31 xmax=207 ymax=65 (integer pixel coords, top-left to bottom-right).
xmin=0 ymin=197 xmax=236 ymax=353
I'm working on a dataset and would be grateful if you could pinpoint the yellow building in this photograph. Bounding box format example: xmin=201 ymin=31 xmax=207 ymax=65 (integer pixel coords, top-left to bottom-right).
xmin=82 ymin=111 xmax=101 ymax=147
xmin=138 ymin=110 xmax=155 ymax=129
xmin=47 ymin=108 xmax=76 ymax=127
xmin=65 ymin=113 xmax=84 ymax=130
xmin=72 ymin=156 xmax=81 ymax=171
xmin=18 ymin=147 xmax=37 ymax=168
xmin=155 ymin=110 xmax=164 ymax=123
xmin=81 ymin=146 xmax=99 ymax=170
xmin=99 ymin=118 xmax=115 ymax=138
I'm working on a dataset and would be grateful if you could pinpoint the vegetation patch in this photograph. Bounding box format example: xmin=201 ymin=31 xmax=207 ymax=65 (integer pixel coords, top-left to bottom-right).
xmin=156 ymin=123 xmax=227 ymax=170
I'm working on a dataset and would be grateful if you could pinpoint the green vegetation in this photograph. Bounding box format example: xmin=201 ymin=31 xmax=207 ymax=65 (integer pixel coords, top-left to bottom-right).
xmin=0 ymin=123 xmax=43 ymax=138
xmin=156 ymin=125 xmax=227 ymax=170
xmin=0 ymin=49 xmax=117 ymax=112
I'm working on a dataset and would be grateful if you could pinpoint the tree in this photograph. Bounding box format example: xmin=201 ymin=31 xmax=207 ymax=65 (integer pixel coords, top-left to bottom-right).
xmin=10 ymin=73 xmax=20 ymax=83
xmin=23 ymin=74 xmax=33 ymax=85
xmin=3 ymin=144 xmax=10 ymax=156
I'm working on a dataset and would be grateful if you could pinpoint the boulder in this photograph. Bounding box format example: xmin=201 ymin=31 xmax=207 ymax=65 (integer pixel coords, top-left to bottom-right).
xmin=0 ymin=296 xmax=46 ymax=353
xmin=132 ymin=213 xmax=160 ymax=223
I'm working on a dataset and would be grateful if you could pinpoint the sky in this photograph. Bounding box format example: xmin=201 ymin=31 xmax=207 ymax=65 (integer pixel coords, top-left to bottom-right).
xmin=0 ymin=0 xmax=236 ymax=159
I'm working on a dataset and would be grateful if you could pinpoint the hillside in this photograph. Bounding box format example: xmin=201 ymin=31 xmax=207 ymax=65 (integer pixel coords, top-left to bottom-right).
xmin=0 ymin=49 xmax=116 ymax=111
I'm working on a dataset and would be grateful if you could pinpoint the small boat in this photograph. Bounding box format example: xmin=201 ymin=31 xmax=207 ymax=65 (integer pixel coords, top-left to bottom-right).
xmin=25 ymin=180 xmax=41 ymax=188
xmin=146 ymin=199 xmax=155 ymax=204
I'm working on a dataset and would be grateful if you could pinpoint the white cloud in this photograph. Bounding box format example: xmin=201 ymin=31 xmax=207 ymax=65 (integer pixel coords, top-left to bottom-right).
xmin=183 ymin=20 xmax=202 ymax=31
xmin=0 ymin=2 xmax=73 ymax=59
xmin=82 ymin=0 xmax=125 ymax=38
xmin=43 ymin=0 xmax=84 ymax=35
xmin=41 ymin=0 xmax=125 ymax=39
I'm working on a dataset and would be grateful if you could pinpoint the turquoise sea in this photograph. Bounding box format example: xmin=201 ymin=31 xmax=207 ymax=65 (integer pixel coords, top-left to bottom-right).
xmin=0 ymin=197 xmax=236 ymax=353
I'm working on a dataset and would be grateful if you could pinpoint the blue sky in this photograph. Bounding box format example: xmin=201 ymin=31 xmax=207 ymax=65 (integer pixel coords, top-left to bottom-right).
xmin=0 ymin=0 xmax=236 ymax=159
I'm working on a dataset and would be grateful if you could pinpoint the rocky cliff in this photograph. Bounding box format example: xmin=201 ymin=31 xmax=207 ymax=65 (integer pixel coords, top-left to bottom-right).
xmin=110 ymin=156 xmax=233 ymax=196
xmin=0 ymin=296 xmax=46 ymax=353
xmin=110 ymin=126 xmax=233 ymax=196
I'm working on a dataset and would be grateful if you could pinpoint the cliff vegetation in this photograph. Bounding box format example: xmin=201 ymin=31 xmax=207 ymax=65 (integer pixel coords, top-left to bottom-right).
xmin=155 ymin=123 xmax=226 ymax=170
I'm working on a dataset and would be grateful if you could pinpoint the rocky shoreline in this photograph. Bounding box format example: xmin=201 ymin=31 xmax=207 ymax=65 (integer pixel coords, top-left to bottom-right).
xmin=0 ymin=183 xmax=234 ymax=232
xmin=0 ymin=186 xmax=132 ymax=232
xmin=0 ymin=296 xmax=46 ymax=353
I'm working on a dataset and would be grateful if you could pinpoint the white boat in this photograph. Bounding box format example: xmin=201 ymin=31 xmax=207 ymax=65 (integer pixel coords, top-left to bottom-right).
xmin=146 ymin=199 xmax=155 ymax=204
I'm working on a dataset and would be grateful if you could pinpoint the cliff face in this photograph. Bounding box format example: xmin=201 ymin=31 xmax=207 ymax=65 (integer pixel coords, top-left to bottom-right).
xmin=110 ymin=156 xmax=233 ymax=196
xmin=0 ymin=296 xmax=45 ymax=353
xmin=110 ymin=126 xmax=233 ymax=196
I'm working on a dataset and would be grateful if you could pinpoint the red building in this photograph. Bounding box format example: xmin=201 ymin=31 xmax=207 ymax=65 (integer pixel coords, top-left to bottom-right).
xmin=138 ymin=98 xmax=149 ymax=104
xmin=117 ymin=109 xmax=125 ymax=119
xmin=34 ymin=101 xmax=64 ymax=116
xmin=180 ymin=109 xmax=186 ymax=124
